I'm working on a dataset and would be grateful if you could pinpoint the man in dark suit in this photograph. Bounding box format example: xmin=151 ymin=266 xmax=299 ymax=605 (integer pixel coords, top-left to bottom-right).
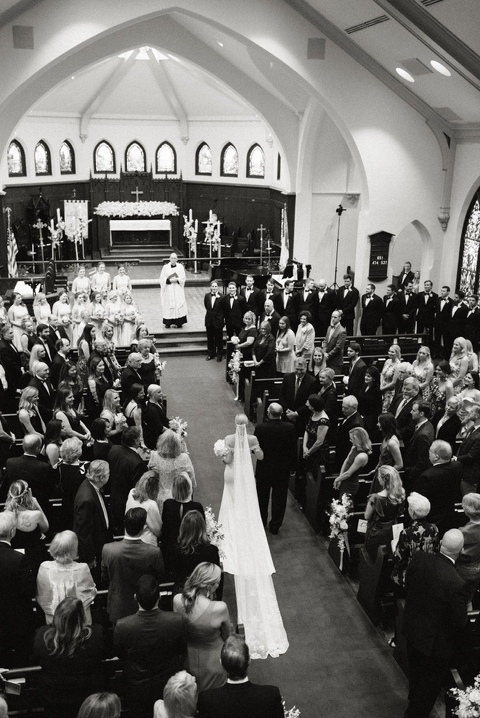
xmin=34 ymin=323 xmax=54 ymax=366
xmin=0 ymin=323 xmax=26 ymax=410
xmin=360 ymin=283 xmax=383 ymax=335
xmin=416 ymin=279 xmax=438 ymax=343
xmin=402 ymin=400 xmax=434 ymax=492
xmin=322 ymin=310 xmax=346 ymax=375
xmin=142 ymin=384 xmax=170 ymax=450
xmin=273 ymin=279 xmax=297 ymax=331
xmin=397 ymin=261 xmax=415 ymax=293
xmin=402 ymin=529 xmax=468 ymax=718
xmin=444 ymin=290 xmax=468 ymax=358
xmin=382 ymin=284 xmax=400 ymax=335
xmin=120 ymin=353 xmax=143 ymax=397
xmin=3 ymin=434 xmax=55 ymax=513
xmin=465 ymin=294 xmax=480 ymax=353
xmin=204 ymin=280 xmax=224 ymax=361
xmin=343 ymin=341 xmax=366 ymax=397
xmin=261 ymin=299 xmax=280 ymax=338
xmin=318 ymin=368 xmax=338 ymax=429
xmin=114 ymin=574 xmax=187 ymax=718
xmin=414 ymin=440 xmax=463 ymax=536
xmin=197 ymin=634 xmax=284 ymax=718
xmin=0 ymin=511 xmax=35 ymax=668
xmin=316 ymin=278 xmax=336 ymax=337
xmin=222 ymin=281 xmax=247 ymax=338
xmin=102 ymin=508 xmax=164 ymax=623
xmin=49 ymin=337 xmax=70 ymax=388
xmin=432 ymin=395 xmax=462 ymax=454
xmin=28 ymin=361 xmax=54 ymax=423
xmin=73 ymin=459 xmax=113 ymax=574
xmin=433 ymin=285 xmax=452 ymax=357
xmin=294 ymin=277 xmax=319 ymax=321
xmin=456 ymin=402 xmax=480 ymax=495
xmin=335 ymin=395 xmax=364 ymax=470
xmin=278 ymin=357 xmax=316 ymax=437
xmin=88 ymin=338 xmax=117 ymax=384
xmin=47 ymin=315 xmax=69 ymax=355
xmin=258 ymin=279 xmax=279 ymax=316
xmin=389 ymin=377 xmax=422 ymax=444
xmin=240 ymin=275 xmax=260 ymax=317
xmin=108 ymin=427 xmax=148 ymax=533
xmin=397 ymin=281 xmax=418 ymax=333
xmin=254 ymin=402 xmax=297 ymax=534
xmin=335 ymin=274 xmax=358 ymax=336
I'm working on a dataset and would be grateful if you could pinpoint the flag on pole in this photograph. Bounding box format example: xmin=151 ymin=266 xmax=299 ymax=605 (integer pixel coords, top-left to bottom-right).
xmin=279 ymin=204 xmax=289 ymax=271
xmin=7 ymin=230 xmax=18 ymax=278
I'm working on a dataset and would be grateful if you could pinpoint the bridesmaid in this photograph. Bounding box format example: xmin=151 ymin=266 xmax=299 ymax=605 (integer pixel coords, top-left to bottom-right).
xmin=8 ymin=292 xmax=30 ymax=351
xmin=106 ymin=290 xmax=124 ymax=346
xmin=52 ymin=290 xmax=73 ymax=341
xmin=121 ymin=292 xmax=139 ymax=346
xmin=71 ymin=266 xmax=91 ymax=296
xmin=33 ymin=292 xmax=51 ymax=325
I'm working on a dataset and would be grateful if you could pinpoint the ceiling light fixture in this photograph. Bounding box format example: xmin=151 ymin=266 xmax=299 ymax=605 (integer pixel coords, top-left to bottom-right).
xmin=430 ymin=60 xmax=451 ymax=76
xmin=135 ymin=47 xmax=150 ymax=61
xmin=396 ymin=67 xmax=415 ymax=82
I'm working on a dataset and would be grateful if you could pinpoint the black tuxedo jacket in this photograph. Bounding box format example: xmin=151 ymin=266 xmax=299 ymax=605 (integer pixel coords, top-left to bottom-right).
xmin=346 ymin=358 xmax=367 ymax=397
xmin=47 ymin=325 xmax=68 ymax=355
xmin=222 ymin=294 xmax=247 ymax=335
xmin=465 ymin=308 xmax=480 ymax=351
xmin=73 ymin=478 xmax=113 ymax=565
xmin=389 ymin=392 xmax=422 ymax=443
xmin=0 ymin=337 xmax=24 ymax=390
xmin=318 ymin=382 xmax=338 ymax=427
xmin=360 ymin=294 xmax=384 ymax=335
xmin=397 ymin=269 xmax=415 ymax=291
xmin=107 ymin=445 xmax=148 ymax=531
xmin=28 ymin=375 xmax=54 ymax=422
xmin=50 ymin=352 xmax=67 ymax=388
xmin=4 ymin=454 xmax=55 ymax=511
xmin=316 ymin=288 xmax=337 ymax=325
xmin=258 ymin=288 xmax=279 ymax=315
xmin=254 ymin=418 xmax=297 ymax=479
xmin=335 ymin=412 xmax=364 ymax=468
xmin=445 ymin=304 xmax=468 ymax=343
xmin=335 ymin=286 xmax=359 ymax=322
xmin=204 ymin=293 xmax=224 ymax=329
xmin=294 ymin=288 xmax=319 ymax=319
xmin=273 ymin=291 xmax=297 ymax=329
xmin=278 ymin=371 xmax=316 ymax=436
xmin=121 ymin=365 xmax=143 ymax=396
xmin=89 ymin=349 xmax=116 ymax=384
xmin=240 ymin=286 xmax=260 ymax=315
xmin=398 ymin=292 xmax=418 ymax=323
xmin=457 ymin=425 xmax=480 ymax=490
xmin=382 ymin=294 xmax=401 ymax=334
xmin=0 ymin=541 xmax=35 ymax=641
xmin=403 ymin=421 xmax=434 ymax=488
xmin=357 ymin=383 xmax=383 ymax=433
xmin=432 ymin=413 xmax=462 ymax=454
xmin=142 ymin=401 xmax=169 ymax=450
xmin=261 ymin=310 xmax=280 ymax=338
xmin=34 ymin=336 xmax=53 ymax=366
xmin=416 ymin=291 xmax=438 ymax=328
xmin=414 ymin=461 xmax=462 ymax=530
xmin=434 ymin=296 xmax=453 ymax=328
xmin=197 ymin=681 xmax=284 ymax=718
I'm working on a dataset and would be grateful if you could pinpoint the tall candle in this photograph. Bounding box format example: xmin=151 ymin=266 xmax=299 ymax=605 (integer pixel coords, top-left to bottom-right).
xmin=209 ymin=210 xmax=213 ymax=222
xmin=194 ymin=219 xmax=198 ymax=233
xmin=50 ymin=219 xmax=54 ymax=231
xmin=57 ymin=208 xmax=61 ymax=222
xmin=189 ymin=208 xmax=193 ymax=222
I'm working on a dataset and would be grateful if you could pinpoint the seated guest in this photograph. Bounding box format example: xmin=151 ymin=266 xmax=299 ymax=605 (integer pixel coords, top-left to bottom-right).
xmin=432 ymin=395 xmax=462 ymax=453
xmin=173 ymin=562 xmax=230 ymax=692
xmin=114 ymin=575 xmax=188 ymax=718
xmin=73 ymin=460 xmax=113 ymax=574
xmin=143 ymin=383 xmax=170 ymax=450
xmin=335 ymin=395 xmax=364 ymax=471
xmin=27 ymin=360 xmax=54 ymax=423
xmin=334 ymin=427 xmax=371 ymax=501
xmin=154 ymin=670 xmax=197 ymax=718
xmin=170 ymin=510 xmax=221 ymax=592
xmin=197 ymin=633 xmax=284 ymax=718
xmin=86 ymin=357 xmax=112 ymax=420
xmin=58 ymin=437 xmax=87 ymax=530
xmin=33 ymin=597 xmax=107 ymax=718
xmin=391 ymin=492 xmax=440 ymax=591
xmin=77 ymin=693 xmax=122 ymax=718
xmin=125 ymin=470 xmax=163 ymax=546
xmin=402 ymin=400 xmax=434 ymax=492
xmin=275 ymin=315 xmax=296 ymax=375
xmin=252 ymin=320 xmax=276 ymax=379
xmin=18 ymin=385 xmax=46 ymax=438
xmin=6 ymin=479 xmax=49 ymax=575
xmin=456 ymin=493 xmax=480 ymax=605
xmin=36 ymin=529 xmax=97 ymax=624
xmin=108 ymin=426 xmax=148 ymax=534
xmin=295 ymin=311 xmax=315 ymax=362
xmin=365 ymin=466 xmax=405 ymax=561
xmin=3 ymin=434 xmax=54 ymax=512
xmin=161 ymin=474 xmax=205 ymax=569
xmin=149 ymin=429 xmax=196 ymax=509
xmin=357 ymin=365 xmax=382 ymax=438
xmin=90 ymin=418 xmax=112 ymax=461
xmin=101 ymin=507 xmax=164 ymax=624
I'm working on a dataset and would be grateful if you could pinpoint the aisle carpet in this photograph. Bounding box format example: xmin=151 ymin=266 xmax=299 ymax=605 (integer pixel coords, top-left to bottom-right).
xmin=161 ymin=356 xmax=408 ymax=718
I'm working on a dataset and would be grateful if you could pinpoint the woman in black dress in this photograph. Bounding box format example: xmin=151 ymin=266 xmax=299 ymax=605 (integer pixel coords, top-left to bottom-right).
xmin=90 ymin=418 xmax=112 ymax=461
xmin=137 ymin=338 xmax=158 ymax=387
xmin=54 ymin=387 xmax=91 ymax=448
xmin=169 ymin=510 xmax=221 ymax=594
xmin=252 ymin=320 xmax=276 ymax=379
xmin=365 ymin=465 xmax=405 ymax=561
xmin=235 ymin=311 xmax=258 ymax=402
xmin=58 ymin=361 xmax=85 ymax=413
xmin=357 ymin=365 xmax=383 ymax=440
xmin=123 ymin=382 xmax=146 ymax=446
xmin=161 ymin=473 xmax=205 ymax=574
xmin=6 ymin=479 xmax=50 ymax=576
xmin=18 ymin=386 xmax=46 ymax=440
xmin=303 ymin=394 xmax=330 ymax=481
xmin=86 ymin=357 xmax=112 ymax=420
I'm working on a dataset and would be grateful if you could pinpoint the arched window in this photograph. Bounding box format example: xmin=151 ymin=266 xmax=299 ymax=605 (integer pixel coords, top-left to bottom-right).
xmin=59 ymin=140 xmax=75 ymax=174
xmin=458 ymin=191 xmax=480 ymax=295
xmin=7 ymin=140 xmax=26 ymax=176
xmin=221 ymin=143 xmax=238 ymax=177
xmin=156 ymin=142 xmax=176 ymax=174
xmin=246 ymin=144 xmax=265 ymax=178
xmin=126 ymin=141 xmax=146 ymax=172
xmin=34 ymin=140 xmax=51 ymax=175
xmin=196 ymin=142 xmax=212 ymax=176
xmin=94 ymin=140 xmax=115 ymax=173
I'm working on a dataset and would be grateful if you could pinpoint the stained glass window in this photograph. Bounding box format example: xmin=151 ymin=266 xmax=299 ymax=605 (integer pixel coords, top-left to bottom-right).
xmin=60 ymin=141 xmax=75 ymax=174
xmin=221 ymin=143 xmax=238 ymax=177
xmin=94 ymin=141 xmax=115 ymax=173
xmin=156 ymin=142 xmax=176 ymax=173
xmin=35 ymin=141 xmax=51 ymax=175
xmin=7 ymin=140 xmax=26 ymax=176
xmin=126 ymin=142 xmax=146 ymax=172
xmin=247 ymin=144 xmax=265 ymax=178
xmin=458 ymin=196 xmax=480 ymax=295
xmin=196 ymin=142 xmax=212 ymax=175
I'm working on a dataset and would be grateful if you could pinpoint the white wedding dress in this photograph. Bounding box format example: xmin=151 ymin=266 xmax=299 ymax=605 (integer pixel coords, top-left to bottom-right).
xmin=218 ymin=424 xmax=289 ymax=659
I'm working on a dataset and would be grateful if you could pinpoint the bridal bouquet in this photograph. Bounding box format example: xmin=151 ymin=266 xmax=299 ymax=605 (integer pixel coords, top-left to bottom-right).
xmin=170 ymin=416 xmax=187 ymax=438
xmin=205 ymin=505 xmax=226 ymax=561
xmin=450 ymin=674 xmax=480 ymax=717
xmin=213 ymin=439 xmax=229 ymax=458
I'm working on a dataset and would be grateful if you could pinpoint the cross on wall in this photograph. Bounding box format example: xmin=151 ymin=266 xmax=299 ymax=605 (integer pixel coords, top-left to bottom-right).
xmin=131 ymin=186 xmax=144 ymax=202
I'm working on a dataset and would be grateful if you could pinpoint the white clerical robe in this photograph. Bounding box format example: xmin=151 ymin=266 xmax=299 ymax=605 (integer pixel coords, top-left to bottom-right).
xmin=159 ymin=261 xmax=187 ymax=320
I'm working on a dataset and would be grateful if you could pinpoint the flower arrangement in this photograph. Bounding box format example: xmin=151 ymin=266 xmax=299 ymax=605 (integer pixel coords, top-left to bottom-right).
xmin=169 ymin=416 xmax=187 ymax=438
xmin=450 ymin=674 xmax=480 ymax=717
xmin=204 ymin=505 xmax=226 ymax=561
xmin=94 ymin=201 xmax=179 ymax=218
xmin=112 ymin=311 xmax=124 ymax=326
xmin=213 ymin=439 xmax=229 ymax=458
xmin=228 ymin=350 xmax=241 ymax=382
xmin=328 ymin=494 xmax=353 ymax=571
xmin=283 ymin=703 xmax=301 ymax=718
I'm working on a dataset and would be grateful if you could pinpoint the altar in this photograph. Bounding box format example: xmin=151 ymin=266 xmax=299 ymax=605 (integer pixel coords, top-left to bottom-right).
xmin=109 ymin=219 xmax=172 ymax=246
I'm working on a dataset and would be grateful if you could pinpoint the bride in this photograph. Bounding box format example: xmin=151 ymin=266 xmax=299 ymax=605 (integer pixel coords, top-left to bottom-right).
xmin=217 ymin=413 xmax=289 ymax=659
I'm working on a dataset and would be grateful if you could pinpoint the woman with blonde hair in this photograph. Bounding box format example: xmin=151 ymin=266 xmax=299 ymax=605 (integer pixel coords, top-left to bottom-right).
xmin=52 ymin=290 xmax=73 ymax=341
xmin=18 ymin=386 xmax=46 ymax=438
xmin=275 ymin=315 xmax=296 ymax=375
xmin=412 ymin=345 xmax=434 ymax=401
xmin=8 ymin=291 xmax=30 ymax=350
xmin=173 ymin=562 xmax=230 ymax=692
xmin=466 ymin=338 xmax=479 ymax=372
xmin=53 ymin=386 xmax=91 ymax=446
xmin=100 ymin=389 xmax=126 ymax=444
xmin=28 ymin=342 xmax=47 ymax=376
xmin=148 ymin=429 xmax=195 ymax=507
xmin=36 ymin=530 xmax=97 ymax=624
xmin=6 ymin=479 xmax=49 ymax=574
xmin=364 ymin=465 xmax=405 ymax=561
xmin=450 ymin=336 xmax=469 ymax=391
xmin=125 ymin=470 xmax=162 ymax=545
xmin=33 ymin=292 xmax=51 ymax=325
xmin=334 ymin=427 xmax=372 ymax=500
xmin=380 ymin=344 xmax=402 ymax=411
xmin=154 ymin=671 xmax=197 ymax=718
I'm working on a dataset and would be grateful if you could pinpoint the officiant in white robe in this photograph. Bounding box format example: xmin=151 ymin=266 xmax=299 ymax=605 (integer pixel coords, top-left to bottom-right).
xmin=159 ymin=253 xmax=188 ymax=328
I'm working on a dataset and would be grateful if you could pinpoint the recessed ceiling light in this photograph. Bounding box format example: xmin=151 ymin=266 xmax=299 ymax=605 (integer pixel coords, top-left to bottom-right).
xmin=396 ymin=67 xmax=415 ymax=82
xmin=217 ymin=41 xmax=223 ymax=47
xmin=430 ymin=60 xmax=451 ymax=76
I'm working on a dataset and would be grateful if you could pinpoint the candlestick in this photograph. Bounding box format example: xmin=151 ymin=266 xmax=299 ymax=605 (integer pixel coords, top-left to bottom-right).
xmin=50 ymin=219 xmax=54 ymax=231
xmin=194 ymin=219 xmax=198 ymax=233
xmin=209 ymin=210 xmax=213 ymax=222
xmin=57 ymin=208 xmax=61 ymax=222
xmin=189 ymin=209 xmax=193 ymax=222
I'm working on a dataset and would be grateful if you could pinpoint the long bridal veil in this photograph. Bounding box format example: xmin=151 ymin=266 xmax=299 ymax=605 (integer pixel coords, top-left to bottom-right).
xmin=231 ymin=422 xmax=289 ymax=659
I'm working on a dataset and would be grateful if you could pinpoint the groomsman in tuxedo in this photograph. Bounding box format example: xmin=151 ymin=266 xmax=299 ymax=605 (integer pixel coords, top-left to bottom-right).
xmin=240 ymin=275 xmax=260 ymax=317
xmin=335 ymin=274 xmax=358 ymax=336
xmin=397 ymin=260 xmax=415 ymax=292
xmin=360 ymin=283 xmax=383 ymax=335
xmin=389 ymin=377 xmax=422 ymax=444
xmin=204 ymin=281 xmax=224 ymax=361
xmin=47 ymin=315 xmax=69 ymax=355
xmin=316 ymin=278 xmax=336 ymax=337
xmin=416 ymin=280 xmax=438 ymax=343
xmin=28 ymin=362 xmax=54 ymax=423
xmin=465 ymin=295 xmax=480 ymax=353
xmin=434 ymin=285 xmax=452 ymax=357
xmin=34 ymin=324 xmax=54 ymax=366
xmin=294 ymin=277 xmax=318 ymax=323
xmin=258 ymin=279 xmax=278 ymax=316
xmin=273 ymin=279 xmax=298 ymax=330
xmin=397 ymin=281 xmax=418 ymax=333
xmin=0 ymin=323 xmax=25 ymax=411
xmin=382 ymin=284 xmax=400 ymax=335
xmin=343 ymin=341 xmax=367 ymax=397
xmin=444 ymin=290 xmax=468 ymax=358
xmin=322 ymin=310 xmax=346 ymax=375
xmin=222 ymin=282 xmax=247 ymax=338
xmin=261 ymin=300 xmax=280 ymax=338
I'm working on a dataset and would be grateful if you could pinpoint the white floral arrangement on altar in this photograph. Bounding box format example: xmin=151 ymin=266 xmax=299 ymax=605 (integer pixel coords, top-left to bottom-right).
xmin=450 ymin=674 xmax=480 ymax=717
xmin=204 ymin=505 xmax=226 ymax=561
xmin=94 ymin=201 xmax=179 ymax=218
xmin=169 ymin=416 xmax=187 ymax=438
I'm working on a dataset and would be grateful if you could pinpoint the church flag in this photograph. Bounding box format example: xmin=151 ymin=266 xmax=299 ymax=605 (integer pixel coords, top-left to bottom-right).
xmin=279 ymin=204 xmax=289 ymax=271
xmin=7 ymin=230 xmax=18 ymax=278
xmin=64 ymin=200 xmax=89 ymax=239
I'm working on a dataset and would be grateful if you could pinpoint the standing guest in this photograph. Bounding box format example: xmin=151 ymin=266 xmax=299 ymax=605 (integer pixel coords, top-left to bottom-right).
xmin=402 ymin=401 xmax=434 ymax=492
xmin=112 ymin=264 xmax=132 ymax=297
xmin=90 ymin=261 xmax=111 ymax=294
xmin=54 ymin=386 xmax=91 ymax=445
xmin=197 ymin=633 xmax=284 ymax=718
xmin=0 ymin=294 xmax=7 ymax=325
xmin=392 ymin=363 xmax=414 ymax=407
xmin=154 ymin=670 xmax=197 ymax=718
xmin=73 ymin=460 xmax=112 ymax=575
xmin=316 ymin=278 xmax=336 ymax=337
xmin=138 ymin=339 xmax=158 ymax=387
xmin=412 ymin=345 xmax=434 ymax=401
xmin=20 ymin=316 xmax=37 ymax=362
xmin=302 ymin=395 xmax=330 ymax=482
xmin=364 ymin=465 xmax=405 ymax=561
xmin=392 ymin=492 xmax=440 ymax=591
xmin=222 ymin=282 xmax=247 ymax=339
xmin=369 ymin=412 xmax=403 ymax=493
xmin=252 ymin=320 xmax=276 ymax=378
xmin=444 ymin=291 xmax=468 ymax=358
xmin=88 ymin=338 xmax=118 ymax=385
xmin=0 ymin=511 xmax=35 ymax=668
xmin=432 ymin=396 xmax=462 ymax=453
xmin=235 ymin=311 xmax=258 ymax=401
xmin=429 ymin=360 xmax=455 ymax=417
xmin=466 ymin=339 xmax=479 ymax=372
xmin=114 ymin=575 xmax=188 ymax=718
xmin=258 ymin=279 xmax=278 ymax=316
xmin=335 ymin=395 xmax=364 ymax=471
xmin=449 ymin=336 xmax=469 ymax=392
xmin=6 ymin=479 xmax=49 ymax=575
xmin=160 ymin=253 xmax=187 ymax=328
xmin=295 ymin=310 xmax=315 ymax=362
xmin=397 ymin=281 xmax=418 ymax=333
xmin=86 ymin=357 xmax=112 ymax=420
xmin=33 ymin=597 xmax=107 ymax=718
xmin=169 ymin=511 xmax=221 ymax=591
xmin=120 ymin=351 xmax=143 ymax=395
xmin=389 ymin=376 xmax=422 ymax=444
xmin=18 ymin=385 xmax=46 ymax=438
xmin=360 ymin=282 xmax=383 ymax=336
xmin=100 ymin=389 xmax=127 ymax=445
xmin=36 ymin=529 xmax=97 ymax=624
xmin=261 ymin=299 xmax=280 ymax=339
xmin=90 ymin=418 xmax=112 ymax=461
xmin=149 ymin=429 xmax=196 ymax=508
xmin=322 ymin=309 xmax=346 ymax=375
xmin=108 ymin=426 xmax=148 ymax=534
xmin=125 ymin=471 xmax=163 ymax=546
xmin=278 ymin=357 xmax=316 ymax=437
xmin=58 ymin=360 xmax=84 ymax=412
xmin=455 ymin=493 xmax=480 ymax=603
xmin=77 ymin=324 xmax=96 ymax=366
xmin=28 ymin=360 xmax=54 ymax=423
xmin=0 ymin=409 xmax=15 ymax=472
xmin=434 ymin=285 xmax=453 ymax=356
xmin=58 ymin=437 xmax=87 ymax=530
xmin=415 ymin=440 xmax=463 ymax=537
xmin=240 ymin=275 xmax=260 ymax=317
xmin=35 ymin=323 xmax=54 ymax=366
xmin=397 ymin=261 xmax=415 ymax=292
xmin=28 ymin=342 xmax=47 ymax=376
xmin=47 ymin=314 xmax=70 ymax=353
xmin=204 ymin=280 xmax=224 ymax=361
xmin=101 ymin=507 xmax=164 ymax=623
xmin=416 ymin=279 xmax=438 ymax=342
xmin=173 ymin=562 xmax=230 ymax=692
xmin=402 ymin=530 xmax=468 ymax=718
xmin=380 ymin=344 xmax=402 ymax=411
xmin=71 ymin=266 xmax=91 ymax=296
xmin=161 ymin=474 xmax=204 ymax=566
xmin=0 ymin=323 xmax=26 ymax=411
xmin=317 ymin=368 xmax=338 ymax=429
xmin=33 ymin=292 xmax=51 ymax=325
xmin=465 ymin=295 xmax=480 ymax=354
xmin=308 ymin=346 xmax=327 ymax=390
xmin=7 ymin=291 xmax=30 ymax=351
xmin=459 ymin=370 xmax=480 ymax=402
xmin=143 ymin=383 xmax=170 ymax=450
xmin=41 ymin=419 xmax=61 ymax=472
xmin=275 ymin=315 xmax=295 ymax=375
xmin=50 ymin=337 xmax=71 ymax=387
xmin=3 ymin=434 xmax=54 ymax=512
xmin=294 ymin=277 xmax=319 ymax=322
xmin=273 ymin=279 xmax=297 ymax=331
xmin=255 ymin=402 xmax=297 ymax=534
xmin=123 ymin=382 xmax=146 ymax=443
xmin=343 ymin=341 xmax=366 ymax=397
xmin=334 ymin=427 xmax=371 ymax=501
xmin=456 ymin=403 xmax=480 ymax=495
xmin=357 ymin=366 xmax=383 ymax=438
xmin=382 ymin=284 xmax=400 ymax=335
xmin=335 ymin=274 xmax=359 ymax=336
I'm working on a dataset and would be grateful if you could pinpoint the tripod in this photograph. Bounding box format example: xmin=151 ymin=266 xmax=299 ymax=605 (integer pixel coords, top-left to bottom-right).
xmin=332 ymin=204 xmax=346 ymax=290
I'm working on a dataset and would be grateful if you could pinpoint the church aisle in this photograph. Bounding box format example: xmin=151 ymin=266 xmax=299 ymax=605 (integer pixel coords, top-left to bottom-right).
xmin=161 ymin=356 xmax=408 ymax=718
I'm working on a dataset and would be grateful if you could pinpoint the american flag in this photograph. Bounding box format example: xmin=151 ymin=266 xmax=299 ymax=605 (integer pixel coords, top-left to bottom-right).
xmin=7 ymin=229 xmax=18 ymax=278
xmin=279 ymin=204 xmax=289 ymax=271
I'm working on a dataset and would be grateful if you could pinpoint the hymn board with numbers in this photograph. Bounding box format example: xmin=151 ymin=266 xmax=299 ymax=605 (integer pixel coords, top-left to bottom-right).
xmin=367 ymin=231 xmax=394 ymax=282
